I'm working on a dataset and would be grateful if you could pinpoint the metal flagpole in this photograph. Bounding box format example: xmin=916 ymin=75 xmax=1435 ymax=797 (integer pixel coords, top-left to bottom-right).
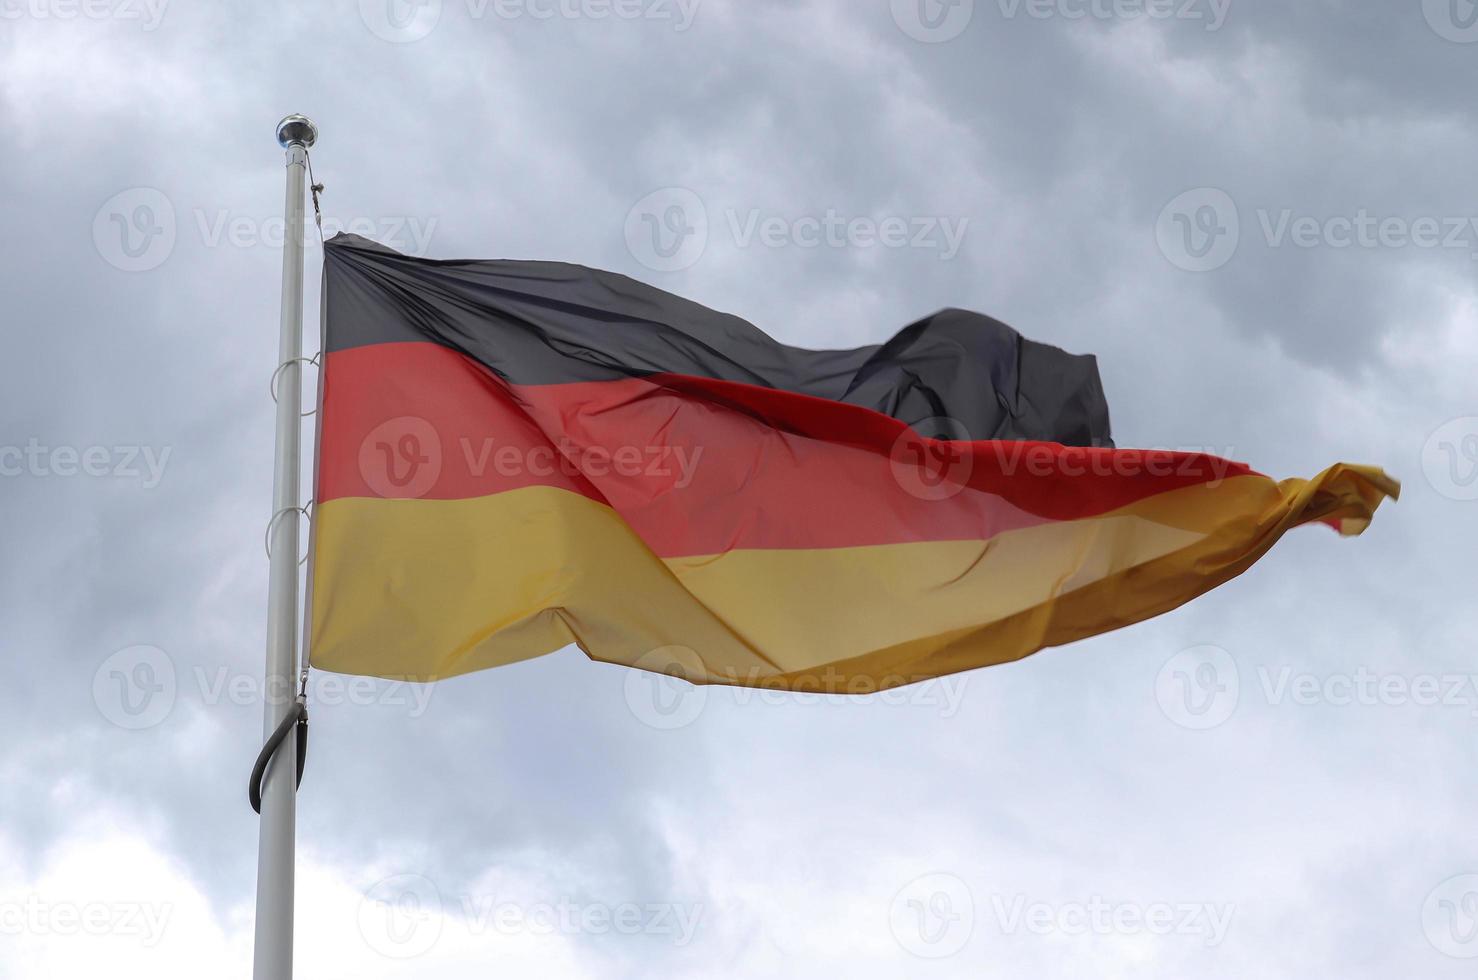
xmin=253 ymin=112 xmax=317 ymax=980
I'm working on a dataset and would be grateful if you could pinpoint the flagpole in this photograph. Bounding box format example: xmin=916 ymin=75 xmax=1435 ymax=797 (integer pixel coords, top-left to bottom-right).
xmin=253 ymin=112 xmax=316 ymax=980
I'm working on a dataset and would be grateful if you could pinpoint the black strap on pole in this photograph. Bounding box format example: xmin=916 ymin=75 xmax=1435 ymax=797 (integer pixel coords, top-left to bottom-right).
xmin=249 ymin=698 xmax=308 ymax=814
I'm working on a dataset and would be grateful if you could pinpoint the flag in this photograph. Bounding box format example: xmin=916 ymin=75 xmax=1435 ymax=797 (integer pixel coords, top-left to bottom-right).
xmin=306 ymin=234 xmax=1397 ymax=691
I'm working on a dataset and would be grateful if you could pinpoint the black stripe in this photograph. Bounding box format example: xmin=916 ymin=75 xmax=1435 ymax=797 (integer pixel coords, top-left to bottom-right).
xmin=324 ymin=233 xmax=1112 ymax=446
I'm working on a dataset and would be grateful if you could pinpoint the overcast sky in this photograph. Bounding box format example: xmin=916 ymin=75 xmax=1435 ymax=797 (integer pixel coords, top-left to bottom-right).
xmin=1 ymin=0 xmax=1475 ymax=977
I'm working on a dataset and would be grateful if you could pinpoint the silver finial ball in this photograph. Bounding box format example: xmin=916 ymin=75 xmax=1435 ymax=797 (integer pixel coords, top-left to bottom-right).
xmin=276 ymin=114 xmax=318 ymax=149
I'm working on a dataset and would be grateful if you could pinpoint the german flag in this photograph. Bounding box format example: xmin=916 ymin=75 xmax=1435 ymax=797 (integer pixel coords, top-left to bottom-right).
xmin=307 ymin=234 xmax=1397 ymax=692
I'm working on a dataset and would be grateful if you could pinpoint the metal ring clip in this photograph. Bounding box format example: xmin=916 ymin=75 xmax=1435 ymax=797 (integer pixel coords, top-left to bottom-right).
xmin=264 ymin=500 xmax=314 ymax=565
xmin=269 ymin=352 xmax=322 ymax=418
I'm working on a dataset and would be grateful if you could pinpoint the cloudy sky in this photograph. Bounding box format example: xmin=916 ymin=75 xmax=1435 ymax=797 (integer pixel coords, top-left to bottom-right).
xmin=1 ymin=0 xmax=1475 ymax=976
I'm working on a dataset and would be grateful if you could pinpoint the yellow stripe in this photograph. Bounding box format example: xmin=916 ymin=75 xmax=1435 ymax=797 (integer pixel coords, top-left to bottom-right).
xmin=663 ymin=514 xmax=1202 ymax=673
xmin=309 ymin=465 xmax=1397 ymax=691
xmin=310 ymin=488 xmax=778 ymax=683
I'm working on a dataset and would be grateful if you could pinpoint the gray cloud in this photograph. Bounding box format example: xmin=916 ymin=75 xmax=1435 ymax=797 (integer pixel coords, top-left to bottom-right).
xmin=0 ymin=0 xmax=1471 ymax=975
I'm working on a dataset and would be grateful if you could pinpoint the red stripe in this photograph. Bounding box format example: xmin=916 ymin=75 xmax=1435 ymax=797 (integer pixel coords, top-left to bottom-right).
xmin=317 ymin=341 xmax=1251 ymax=556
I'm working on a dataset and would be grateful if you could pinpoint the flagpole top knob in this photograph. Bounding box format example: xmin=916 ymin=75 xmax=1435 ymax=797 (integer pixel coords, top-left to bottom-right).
xmin=276 ymin=114 xmax=318 ymax=149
